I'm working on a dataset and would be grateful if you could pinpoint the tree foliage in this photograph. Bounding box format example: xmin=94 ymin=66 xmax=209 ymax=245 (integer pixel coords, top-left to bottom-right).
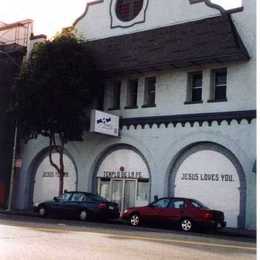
xmin=16 ymin=31 xmax=99 ymax=142
xmin=15 ymin=31 xmax=101 ymax=195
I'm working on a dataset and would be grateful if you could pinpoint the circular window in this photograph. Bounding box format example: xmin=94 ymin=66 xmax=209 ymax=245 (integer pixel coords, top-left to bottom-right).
xmin=116 ymin=0 xmax=144 ymax=22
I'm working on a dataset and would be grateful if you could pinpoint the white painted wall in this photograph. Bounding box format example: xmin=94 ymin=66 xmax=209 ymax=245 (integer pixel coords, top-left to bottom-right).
xmin=33 ymin=153 xmax=77 ymax=205
xmin=80 ymin=0 xmax=255 ymax=118
xmin=16 ymin=118 xmax=256 ymax=228
xmin=174 ymin=150 xmax=240 ymax=227
xmin=104 ymin=62 xmax=255 ymax=119
xmin=75 ymin=0 xmax=220 ymax=41
xmin=14 ymin=0 xmax=256 ymax=230
xmin=97 ymin=149 xmax=149 ymax=179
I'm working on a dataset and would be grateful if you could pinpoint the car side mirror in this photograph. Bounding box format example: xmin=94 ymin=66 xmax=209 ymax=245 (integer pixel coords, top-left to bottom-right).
xmin=148 ymin=203 xmax=154 ymax=208
xmin=53 ymin=197 xmax=58 ymax=202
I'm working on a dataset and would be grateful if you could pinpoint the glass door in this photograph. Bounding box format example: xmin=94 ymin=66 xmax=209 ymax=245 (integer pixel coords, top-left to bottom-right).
xmin=124 ymin=180 xmax=136 ymax=210
xmin=110 ymin=179 xmax=137 ymax=215
xmin=99 ymin=179 xmax=110 ymax=200
xmin=111 ymin=180 xmax=123 ymax=212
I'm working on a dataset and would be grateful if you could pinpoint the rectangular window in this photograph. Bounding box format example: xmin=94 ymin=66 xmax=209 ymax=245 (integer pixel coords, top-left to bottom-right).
xmin=211 ymin=68 xmax=227 ymax=101
xmin=126 ymin=79 xmax=138 ymax=108
xmin=186 ymin=72 xmax=203 ymax=103
xmin=111 ymin=81 xmax=121 ymax=109
xmin=143 ymin=77 xmax=156 ymax=107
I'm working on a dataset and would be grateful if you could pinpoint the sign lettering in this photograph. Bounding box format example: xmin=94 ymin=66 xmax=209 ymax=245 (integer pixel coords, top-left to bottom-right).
xmin=103 ymin=171 xmax=143 ymax=179
xmin=180 ymin=173 xmax=234 ymax=182
xmin=42 ymin=171 xmax=69 ymax=178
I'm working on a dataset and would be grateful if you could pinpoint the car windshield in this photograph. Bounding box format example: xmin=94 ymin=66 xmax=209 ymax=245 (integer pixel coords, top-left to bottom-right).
xmin=192 ymin=199 xmax=208 ymax=209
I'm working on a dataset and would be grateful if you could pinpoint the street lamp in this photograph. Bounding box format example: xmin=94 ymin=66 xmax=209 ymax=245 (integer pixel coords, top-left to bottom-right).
xmin=0 ymin=49 xmax=20 ymax=211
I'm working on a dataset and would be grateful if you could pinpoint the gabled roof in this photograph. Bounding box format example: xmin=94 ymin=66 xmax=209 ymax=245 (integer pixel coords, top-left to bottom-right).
xmin=86 ymin=14 xmax=249 ymax=76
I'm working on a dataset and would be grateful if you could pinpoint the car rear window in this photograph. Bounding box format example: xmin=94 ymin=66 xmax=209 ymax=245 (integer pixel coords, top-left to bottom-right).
xmin=86 ymin=194 xmax=108 ymax=202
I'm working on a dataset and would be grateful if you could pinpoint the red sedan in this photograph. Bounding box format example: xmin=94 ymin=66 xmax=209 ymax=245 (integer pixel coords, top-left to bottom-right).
xmin=121 ymin=197 xmax=226 ymax=232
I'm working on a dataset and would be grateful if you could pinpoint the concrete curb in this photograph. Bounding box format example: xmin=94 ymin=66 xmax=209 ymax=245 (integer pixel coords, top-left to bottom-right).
xmin=0 ymin=209 xmax=256 ymax=239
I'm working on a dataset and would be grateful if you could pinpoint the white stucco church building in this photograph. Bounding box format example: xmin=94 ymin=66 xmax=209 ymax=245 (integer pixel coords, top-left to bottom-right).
xmin=15 ymin=0 xmax=256 ymax=230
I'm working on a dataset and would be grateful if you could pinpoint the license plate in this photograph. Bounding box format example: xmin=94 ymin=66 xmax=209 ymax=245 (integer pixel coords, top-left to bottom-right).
xmin=109 ymin=206 xmax=114 ymax=210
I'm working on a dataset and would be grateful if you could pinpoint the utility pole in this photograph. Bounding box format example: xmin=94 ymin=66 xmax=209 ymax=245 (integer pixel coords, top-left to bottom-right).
xmin=7 ymin=123 xmax=18 ymax=211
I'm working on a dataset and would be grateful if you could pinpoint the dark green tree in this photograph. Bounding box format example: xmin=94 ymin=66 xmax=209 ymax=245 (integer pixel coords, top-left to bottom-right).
xmin=15 ymin=31 xmax=101 ymax=195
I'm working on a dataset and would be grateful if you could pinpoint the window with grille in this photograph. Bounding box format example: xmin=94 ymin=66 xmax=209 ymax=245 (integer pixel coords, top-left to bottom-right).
xmin=186 ymin=72 xmax=203 ymax=103
xmin=111 ymin=81 xmax=121 ymax=109
xmin=126 ymin=79 xmax=138 ymax=108
xmin=116 ymin=0 xmax=144 ymax=22
xmin=143 ymin=77 xmax=156 ymax=107
xmin=211 ymin=68 xmax=227 ymax=101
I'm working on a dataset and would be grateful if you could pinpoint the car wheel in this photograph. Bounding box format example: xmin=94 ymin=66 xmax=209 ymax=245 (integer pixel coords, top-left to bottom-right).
xmin=79 ymin=210 xmax=88 ymax=221
xmin=130 ymin=213 xmax=141 ymax=227
xmin=180 ymin=218 xmax=193 ymax=232
xmin=38 ymin=206 xmax=47 ymax=217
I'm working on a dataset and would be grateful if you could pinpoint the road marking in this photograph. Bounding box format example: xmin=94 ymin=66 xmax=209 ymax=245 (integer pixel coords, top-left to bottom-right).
xmin=27 ymin=227 xmax=256 ymax=252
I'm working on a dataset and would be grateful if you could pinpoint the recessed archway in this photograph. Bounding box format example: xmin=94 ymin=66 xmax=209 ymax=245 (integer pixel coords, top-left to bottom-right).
xmin=169 ymin=142 xmax=246 ymax=228
xmin=93 ymin=144 xmax=151 ymax=214
xmin=26 ymin=147 xmax=78 ymax=208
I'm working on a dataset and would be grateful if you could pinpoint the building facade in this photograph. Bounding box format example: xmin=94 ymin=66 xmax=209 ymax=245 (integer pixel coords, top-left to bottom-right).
xmin=14 ymin=0 xmax=256 ymax=229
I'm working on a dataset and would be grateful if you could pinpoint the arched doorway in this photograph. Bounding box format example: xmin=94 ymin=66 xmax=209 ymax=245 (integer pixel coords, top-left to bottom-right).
xmin=95 ymin=147 xmax=151 ymax=215
xmin=33 ymin=153 xmax=77 ymax=206
xmin=169 ymin=143 xmax=246 ymax=228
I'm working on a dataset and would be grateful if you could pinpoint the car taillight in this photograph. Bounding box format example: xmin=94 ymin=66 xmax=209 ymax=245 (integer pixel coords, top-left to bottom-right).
xmin=98 ymin=203 xmax=107 ymax=209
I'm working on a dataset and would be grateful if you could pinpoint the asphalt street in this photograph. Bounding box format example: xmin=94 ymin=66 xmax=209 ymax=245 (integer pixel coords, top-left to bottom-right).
xmin=0 ymin=214 xmax=256 ymax=260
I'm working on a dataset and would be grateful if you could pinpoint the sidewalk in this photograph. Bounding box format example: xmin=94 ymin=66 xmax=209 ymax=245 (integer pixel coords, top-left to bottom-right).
xmin=0 ymin=208 xmax=256 ymax=239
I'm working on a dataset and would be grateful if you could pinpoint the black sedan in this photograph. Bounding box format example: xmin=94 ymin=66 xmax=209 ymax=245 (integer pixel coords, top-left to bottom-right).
xmin=36 ymin=191 xmax=119 ymax=221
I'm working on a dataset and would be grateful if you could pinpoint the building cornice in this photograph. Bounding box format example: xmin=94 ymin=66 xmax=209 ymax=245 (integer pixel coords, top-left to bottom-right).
xmin=189 ymin=0 xmax=243 ymax=14
xmin=120 ymin=110 xmax=256 ymax=129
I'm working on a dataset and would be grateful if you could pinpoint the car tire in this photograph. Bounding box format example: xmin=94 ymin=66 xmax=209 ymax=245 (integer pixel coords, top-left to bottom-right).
xmin=129 ymin=213 xmax=141 ymax=227
xmin=79 ymin=209 xmax=88 ymax=221
xmin=180 ymin=218 xmax=193 ymax=232
xmin=38 ymin=206 xmax=47 ymax=217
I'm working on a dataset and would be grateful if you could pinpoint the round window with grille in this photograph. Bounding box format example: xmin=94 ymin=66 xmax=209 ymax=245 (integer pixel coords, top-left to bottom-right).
xmin=116 ymin=0 xmax=144 ymax=22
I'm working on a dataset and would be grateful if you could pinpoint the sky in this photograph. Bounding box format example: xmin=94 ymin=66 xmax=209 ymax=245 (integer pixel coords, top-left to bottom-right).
xmin=0 ymin=0 xmax=242 ymax=38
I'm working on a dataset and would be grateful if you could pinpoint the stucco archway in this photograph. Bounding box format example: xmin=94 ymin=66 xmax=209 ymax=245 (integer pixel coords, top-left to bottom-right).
xmin=92 ymin=144 xmax=152 ymax=213
xmin=26 ymin=147 xmax=79 ymax=208
xmin=168 ymin=142 xmax=246 ymax=228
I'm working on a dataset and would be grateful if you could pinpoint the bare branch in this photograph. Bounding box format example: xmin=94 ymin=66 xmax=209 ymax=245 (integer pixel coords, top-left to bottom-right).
xmin=48 ymin=133 xmax=60 ymax=175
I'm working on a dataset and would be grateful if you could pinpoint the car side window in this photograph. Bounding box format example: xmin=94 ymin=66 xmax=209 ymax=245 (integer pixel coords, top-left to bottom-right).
xmin=58 ymin=193 xmax=72 ymax=202
xmin=70 ymin=193 xmax=86 ymax=202
xmin=152 ymin=198 xmax=170 ymax=208
xmin=168 ymin=199 xmax=186 ymax=209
